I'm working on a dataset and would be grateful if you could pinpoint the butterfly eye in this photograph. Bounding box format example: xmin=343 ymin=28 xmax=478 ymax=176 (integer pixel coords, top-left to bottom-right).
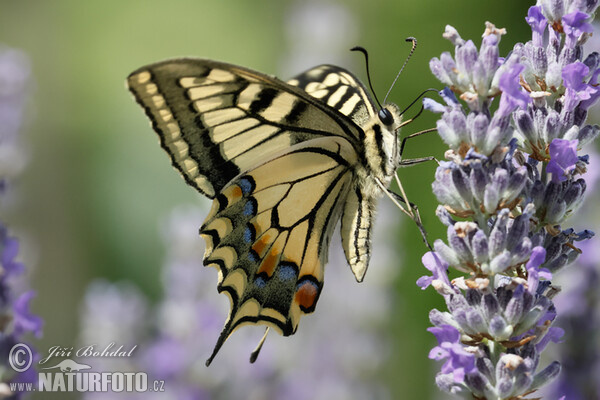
xmin=378 ymin=108 xmax=394 ymax=126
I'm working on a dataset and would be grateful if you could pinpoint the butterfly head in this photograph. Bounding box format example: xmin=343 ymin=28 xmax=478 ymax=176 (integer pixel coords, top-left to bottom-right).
xmin=378 ymin=103 xmax=403 ymax=133
xmin=378 ymin=108 xmax=394 ymax=126
xmin=358 ymin=101 xmax=404 ymax=192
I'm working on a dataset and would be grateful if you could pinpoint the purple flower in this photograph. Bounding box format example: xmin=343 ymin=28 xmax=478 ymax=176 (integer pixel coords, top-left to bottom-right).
xmin=0 ymin=45 xmax=41 ymax=398
xmin=442 ymin=25 xmax=464 ymax=46
xmin=497 ymin=63 xmax=529 ymax=117
xmin=423 ymin=98 xmax=446 ymax=114
xmin=425 ymin=11 xmax=599 ymax=398
xmin=140 ymin=337 xmax=189 ymax=379
xmin=440 ymin=86 xmax=459 ymax=105
xmin=526 ymin=6 xmax=547 ymax=46
xmin=12 ymin=291 xmax=43 ymax=338
xmin=547 ymin=219 xmax=600 ymax=399
xmin=580 ymin=67 xmax=600 ymax=110
xmin=428 ymin=325 xmax=476 ymax=383
xmin=0 ymin=226 xmax=24 ymax=280
xmin=526 ymin=247 xmax=551 ymax=293
xmin=536 ymin=326 xmax=564 ymax=352
xmin=547 ymin=138 xmax=579 ymax=182
xmin=562 ymin=61 xmax=597 ymax=111
xmin=79 ymin=204 xmax=397 ymax=400
xmin=417 ymin=251 xmax=450 ymax=289
xmin=562 ymin=11 xmax=594 ymax=48
xmin=456 ymin=40 xmax=478 ymax=78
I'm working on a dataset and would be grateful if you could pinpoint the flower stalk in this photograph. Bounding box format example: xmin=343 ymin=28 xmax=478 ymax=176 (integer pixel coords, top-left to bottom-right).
xmin=420 ymin=1 xmax=599 ymax=398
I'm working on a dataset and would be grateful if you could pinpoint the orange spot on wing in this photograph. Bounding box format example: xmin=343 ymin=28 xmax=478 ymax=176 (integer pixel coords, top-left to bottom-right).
xmin=252 ymin=229 xmax=279 ymax=259
xmin=257 ymin=248 xmax=279 ymax=277
xmin=252 ymin=236 xmax=269 ymax=257
xmin=230 ymin=186 xmax=242 ymax=200
xmin=294 ymin=281 xmax=319 ymax=311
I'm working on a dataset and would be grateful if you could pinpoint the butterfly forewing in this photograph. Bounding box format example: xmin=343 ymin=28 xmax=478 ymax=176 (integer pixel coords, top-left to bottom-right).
xmin=127 ymin=59 xmax=363 ymax=197
xmin=287 ymin=64 xmax=378 ymax=125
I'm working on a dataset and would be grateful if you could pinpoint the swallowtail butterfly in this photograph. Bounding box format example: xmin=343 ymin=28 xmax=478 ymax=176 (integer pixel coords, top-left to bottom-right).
xmin=127 ymin=54 xmax=423 ymax=365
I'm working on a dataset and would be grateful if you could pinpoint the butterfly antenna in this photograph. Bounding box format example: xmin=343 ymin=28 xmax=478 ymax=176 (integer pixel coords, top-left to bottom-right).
xmin=400 ymin=88 xmax=439 ymax=117
xmin=351 ymin=46 xmax=384 ymax=110
xmin=383 ymin=37 xmax=418 ymax=105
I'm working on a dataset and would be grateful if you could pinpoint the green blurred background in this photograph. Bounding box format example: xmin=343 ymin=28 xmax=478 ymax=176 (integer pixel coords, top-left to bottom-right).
xmin=0 ymin=0 xmax=533 ymax=398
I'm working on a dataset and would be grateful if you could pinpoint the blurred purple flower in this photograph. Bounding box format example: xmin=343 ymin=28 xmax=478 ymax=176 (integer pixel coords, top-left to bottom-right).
xmin=12 ymin=291 xmax=43 ymax=338
xmin=547 ymin=138 xmax=579 ymax=182
xmin=0 ymin=226 xmax=24 ymax=281
xmin=79 ymin=203 xmax=397 ymax=400
xmin=0 ymin=44 xmax=40 ymax=399
xmin=0 ymin=46 xmax=30 ymax=191
xmin=536 ymin=326 xmax=564 ymax=353
xmin=544 ymin=148 xmax=600 ymax=399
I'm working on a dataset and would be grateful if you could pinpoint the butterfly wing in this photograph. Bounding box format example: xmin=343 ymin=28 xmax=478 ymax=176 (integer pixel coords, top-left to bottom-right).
xmin=287 ymin=64 xmax=378 ymax=125
xmin=289 ymin=65 xmax=385 ymax=282
xmin=128 ymin=59 xmax=378 ymax=363
xmin=127 ymin=59 xmax=362 ymax=198
xmin=201 ymin=137 xmax=357 ymax=364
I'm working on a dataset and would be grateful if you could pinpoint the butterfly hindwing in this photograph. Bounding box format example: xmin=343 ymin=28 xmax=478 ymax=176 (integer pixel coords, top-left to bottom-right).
xmin=127 ymin=59 xmax=363 ymax=198
xmin=200 ymin=137 xmax=357 ymax=364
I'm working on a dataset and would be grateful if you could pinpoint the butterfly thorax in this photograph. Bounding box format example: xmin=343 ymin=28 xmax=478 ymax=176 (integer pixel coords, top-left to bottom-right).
xmin=356 ymin=102 xmax=402 ymax=199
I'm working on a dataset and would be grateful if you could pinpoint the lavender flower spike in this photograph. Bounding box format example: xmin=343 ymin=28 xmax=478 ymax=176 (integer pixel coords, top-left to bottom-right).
xmin=0 ymin=45 xmax=42 ymax=398
xmin=422 ymin=2 xmax=598 ymax=398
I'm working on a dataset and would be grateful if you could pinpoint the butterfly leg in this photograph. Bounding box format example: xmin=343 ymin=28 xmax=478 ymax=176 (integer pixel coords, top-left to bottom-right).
xmin=390 ymin=187 xmax=432 ymax=251
xmin=391 ymin=125 xmax=439 ymax=249
xmin=398 ymin=156 xmax=437 ymax=166
xmin=399 ymin=128 xmax=438 ymax=162
xmin=374 ymin=178 xmax=432 ymax=251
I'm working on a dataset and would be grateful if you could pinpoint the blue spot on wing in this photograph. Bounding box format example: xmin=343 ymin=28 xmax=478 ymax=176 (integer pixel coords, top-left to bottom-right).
xmin=243 ymin=226 xmax=255 ymax=243
xmin=278 ymin=263 xmax=298 ymax=281
xmin=254 ymin=276 xmax=267 ymax=289
xmin=243 ymin=199 xmax=256 ymax=216
xmin=248 ymin=250 xmax=259 ymax=263
xmin=238 ymin=177 xmax=255 ymax=195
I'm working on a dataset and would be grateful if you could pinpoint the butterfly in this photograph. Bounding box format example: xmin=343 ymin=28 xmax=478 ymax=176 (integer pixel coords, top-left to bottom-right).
xmin=127 ymin=51 xmax=426 ymax=365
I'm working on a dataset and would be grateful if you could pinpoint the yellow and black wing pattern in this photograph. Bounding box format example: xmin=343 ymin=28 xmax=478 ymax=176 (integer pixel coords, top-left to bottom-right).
xmin=288 ymin=65 xmax=384 ymax=283
xmin=127 ymin=59 xmax=382 ymax=364
xmin=287 ymin=64 xmax=377 ymax=125
xmin=127 ymin=59 xmax=362 ymax=197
